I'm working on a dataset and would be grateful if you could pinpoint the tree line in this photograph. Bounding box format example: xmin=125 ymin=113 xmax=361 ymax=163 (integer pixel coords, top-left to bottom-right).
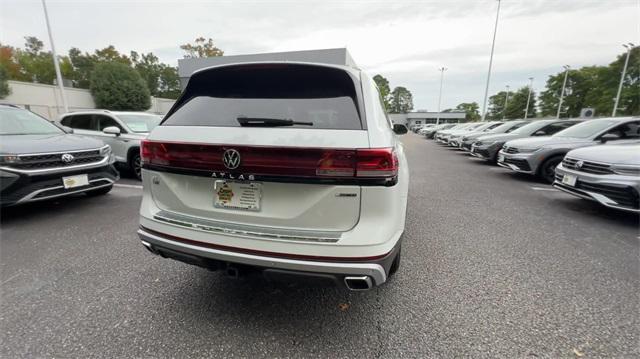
xmin=1 ymin=37 xmax=636 ymax=117
xmin=445 ymin=47 xmax=639 ymax=121
xmin=0 ymin=36 xmax=224 ymax=109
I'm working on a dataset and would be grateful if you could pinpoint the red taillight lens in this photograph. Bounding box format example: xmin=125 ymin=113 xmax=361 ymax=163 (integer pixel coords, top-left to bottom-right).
xmin=141 ymin=140 xmax=170 ymax=165
xmin=356 ymin=148 xmax=398 ymax=177
xmin=140 ymin=141 xmax=398 ymax=182
xmin=315 ymin=150 xmax=356 ymax=177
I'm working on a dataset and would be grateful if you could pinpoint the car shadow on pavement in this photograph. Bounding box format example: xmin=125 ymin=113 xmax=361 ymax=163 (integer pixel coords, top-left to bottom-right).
xmin=166 ymin=268 xmax=394 ymax=332
xmin=0 ymin=194 xmax=99 ymax=226
xmin=552 ymin=196 xmax=639 ymax=229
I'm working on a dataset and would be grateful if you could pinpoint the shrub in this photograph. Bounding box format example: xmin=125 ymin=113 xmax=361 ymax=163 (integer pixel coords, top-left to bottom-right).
xmin=90 ymin=62 xmax=150 ymax=110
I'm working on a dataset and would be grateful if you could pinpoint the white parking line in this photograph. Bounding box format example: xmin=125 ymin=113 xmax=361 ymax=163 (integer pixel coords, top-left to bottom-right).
xmin=114 ymin=183 xmax=143 ymax=189
xmin=530 ymin=186 xmax=558 ymax=192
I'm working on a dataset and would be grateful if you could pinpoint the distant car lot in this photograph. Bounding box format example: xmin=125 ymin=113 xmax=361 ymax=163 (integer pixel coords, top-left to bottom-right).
xmin=1 ymin=133 xmax=637 ymax=358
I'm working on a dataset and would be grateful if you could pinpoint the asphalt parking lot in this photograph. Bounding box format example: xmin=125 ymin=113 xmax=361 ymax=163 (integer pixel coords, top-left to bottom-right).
xmin=1 ymin=133 xmax=638 ymax=358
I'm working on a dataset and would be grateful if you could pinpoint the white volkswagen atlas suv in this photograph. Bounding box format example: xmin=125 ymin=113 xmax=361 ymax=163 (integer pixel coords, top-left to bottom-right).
xmin=137 ymin=62 xmax=409 ymax=291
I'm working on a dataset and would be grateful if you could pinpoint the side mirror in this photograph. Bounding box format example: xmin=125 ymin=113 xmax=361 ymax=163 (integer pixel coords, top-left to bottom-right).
xmin=62 ymin=126 xmax=74 ymax=134
xmin=393 ymin=124 xmax=408 ymax=135
xmin=600 ymin=133 xmax=620 ymax=143
xmin=103 ymin=126 xmax=121 ymax=136
xmin=533 ymin=130 xmax=546 ymax=136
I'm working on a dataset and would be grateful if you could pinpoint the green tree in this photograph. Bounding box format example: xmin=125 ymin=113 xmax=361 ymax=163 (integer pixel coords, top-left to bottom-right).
xmin=504 ymin=86 xmax=536 ymax=119
xmin=131 ymin=51 xmax=161 ymax=96
xmin=157 ymin=65 xmax=181 ymax=99
xmin=454 ymin=102 xmax=480 ymax=121
xmin=389 ymin=86 xmax=413 ymax=113
xmin=598 ymin=47 xmax=639 ymax=116
xmin=0 ymin=65 xmax=10 ymax=98
xmin=180 ymin=37 xmax=224 ymax=58
xmin=373 ymin=74 xmax=392 ymax=111
xmin=487 ymin=90 xmax=512 ymax=120
xmin=90 ymin=62 xmax=150 ymax=110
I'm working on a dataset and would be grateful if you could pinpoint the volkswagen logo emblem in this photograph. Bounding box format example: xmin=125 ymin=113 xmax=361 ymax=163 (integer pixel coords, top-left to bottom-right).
xmin=222 ymin=149 xmax=241 ymax=170
xmin=575 ymin=160 xmax=584 ymax=169
xmin=61 ymin=153 xmax=75 ymax=163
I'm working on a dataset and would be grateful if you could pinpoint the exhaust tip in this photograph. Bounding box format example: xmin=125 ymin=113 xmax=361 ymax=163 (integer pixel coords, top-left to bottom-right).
xmin=140 ymin=241 xmax=157 ymax=255
xmin=344 ymin=276 xmax=373 ymax=291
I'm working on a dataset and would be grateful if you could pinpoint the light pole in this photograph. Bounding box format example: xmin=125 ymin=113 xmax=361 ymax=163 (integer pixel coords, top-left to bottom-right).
xmin=436 ymin=67 xmax=447 ymax=125
xmin=41 ymin=0 xmax=68 ymax=114
xmin=612 ymin=43 xmax=635 ymax=117
xmin=524 ymin=77 xmax=534 ymax=119
xmin=502 ymin=85 xmax=510 ymax=120
xmin=481 ymin=0 xmax=502 ymax=122
xmin=556 ymin=65 xmax=570 ymax=119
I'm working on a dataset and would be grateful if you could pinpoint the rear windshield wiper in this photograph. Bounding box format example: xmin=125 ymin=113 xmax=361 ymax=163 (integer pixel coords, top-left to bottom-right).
xmin=236 ymin=117 xmax=313 ymax=127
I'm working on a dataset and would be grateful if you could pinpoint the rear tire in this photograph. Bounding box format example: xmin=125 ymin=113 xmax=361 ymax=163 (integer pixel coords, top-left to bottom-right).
xmin=86 ymin=185 xmax=113 ymax=196
xmin=539 ymin=155 xmax=563 ymax=184
xmin=130 ymin=153 xmax=142 ymax=181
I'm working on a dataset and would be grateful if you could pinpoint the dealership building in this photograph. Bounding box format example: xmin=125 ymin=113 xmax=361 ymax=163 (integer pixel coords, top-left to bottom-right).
xmin=389 ymin=111 xmax=467 ymax=127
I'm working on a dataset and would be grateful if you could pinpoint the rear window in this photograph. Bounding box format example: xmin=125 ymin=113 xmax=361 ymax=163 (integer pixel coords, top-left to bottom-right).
xmin=163 ymin=64 xmax=364 ymax=130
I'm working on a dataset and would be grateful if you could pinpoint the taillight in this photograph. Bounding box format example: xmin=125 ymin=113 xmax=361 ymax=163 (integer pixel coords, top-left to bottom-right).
xmin=140 ymin=141 xmax=398 ymax=183
xmin=315 ymin=150 xmax=356 ymax=177
xmin=141 ymin=140 xmax=170 ymax=165
xmin=356 ymin=148 xmax=398 ymax=178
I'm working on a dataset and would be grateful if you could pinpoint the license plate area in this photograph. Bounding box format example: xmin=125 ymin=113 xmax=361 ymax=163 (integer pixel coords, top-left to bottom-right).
xmin=562 ymin=174 xmax=577 ymax=187
xmin=214 ymin=180 xmax=262 ymax=211
xmin=62 ymin=174 xmax=89 ymax=189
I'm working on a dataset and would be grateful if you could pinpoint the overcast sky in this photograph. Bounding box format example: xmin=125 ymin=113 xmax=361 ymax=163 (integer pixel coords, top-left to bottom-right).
xmin=1 ymin=0 xmax=638 ymax=110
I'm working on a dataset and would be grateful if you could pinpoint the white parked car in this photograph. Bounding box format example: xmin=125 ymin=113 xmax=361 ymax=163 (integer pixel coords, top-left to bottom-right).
xmin=137 ymin=62 xmax=409 ymax=290
xmin=59 ymin=110 xmax=162 ymax=180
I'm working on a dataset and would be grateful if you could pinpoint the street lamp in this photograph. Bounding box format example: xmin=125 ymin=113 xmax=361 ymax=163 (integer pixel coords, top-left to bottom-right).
xmin=436 ymin=67 xmax=447 ymax=125
xmin=502 ymin=85 xmax=510 ymax=120
xmin=524 ymin=77 xmax=534 ymax=119
xmin=41 ymin=0 xmax=68 ymax=114
xmin=612 ymin=43 xmax=636 ymax=117
xmin=556 ymin=65 xmax=570 ymax=119
xmin=481 ymin=0 xmax=502 ymax=122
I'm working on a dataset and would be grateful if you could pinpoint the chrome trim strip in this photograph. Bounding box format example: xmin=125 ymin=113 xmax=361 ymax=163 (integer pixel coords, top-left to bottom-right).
xmin=16 ymin=178 xmax=115 ymax=203
xmin=14 ymin=146 xmax=107 ymax=158
xmin=0 ymin=156 xmax=109 ymax=175
xmin=137 ymin=228 xmax=387 ymax=285
xmin=553 ymin=183 xmax=640 ymax=213
xmin=153 ymin=210 xmax=341 ymax=243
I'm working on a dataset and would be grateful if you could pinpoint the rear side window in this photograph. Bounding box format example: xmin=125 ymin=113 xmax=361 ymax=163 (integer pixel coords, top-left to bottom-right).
xmin=537 ymin=121 xmax=576 ymax=136
xmin=163 ymin=64 xmax=364 ymax=130
xmin=61 ymin=114 xmax=96 ymax=130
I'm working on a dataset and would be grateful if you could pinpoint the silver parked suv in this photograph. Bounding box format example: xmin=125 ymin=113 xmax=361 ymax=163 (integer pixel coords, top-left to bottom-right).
xmin=498 ymin=117 xmax=639 ymax=183
xmin=554 ymin=143 xmax=640 ymax=213
xmin=59 ymin=110 xmax=162 ymax=180
xmin=470 ymin=119 xmax=580 ymax=163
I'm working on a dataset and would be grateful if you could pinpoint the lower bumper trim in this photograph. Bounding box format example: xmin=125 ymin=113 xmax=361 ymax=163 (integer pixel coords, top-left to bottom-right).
xmin=137 ymin=227 xmax=388 ymax=286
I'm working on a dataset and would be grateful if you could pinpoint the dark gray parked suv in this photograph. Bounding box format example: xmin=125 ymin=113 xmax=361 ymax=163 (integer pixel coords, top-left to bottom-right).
xmin=0 ymin=105 xmax=119 ymax=206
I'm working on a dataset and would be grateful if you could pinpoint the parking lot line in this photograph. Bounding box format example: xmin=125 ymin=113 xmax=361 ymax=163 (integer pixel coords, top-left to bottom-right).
xmin=114 ymin=183 xmax=143 ymax=189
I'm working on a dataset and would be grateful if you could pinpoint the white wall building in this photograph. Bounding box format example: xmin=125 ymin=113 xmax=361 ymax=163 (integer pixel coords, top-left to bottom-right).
xmin=0 ymin=81 xmax=176 ymax=120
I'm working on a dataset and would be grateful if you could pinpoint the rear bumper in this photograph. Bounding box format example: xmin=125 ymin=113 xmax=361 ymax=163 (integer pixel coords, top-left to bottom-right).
xmin=138 ymin=226 xmax=399 ymax=288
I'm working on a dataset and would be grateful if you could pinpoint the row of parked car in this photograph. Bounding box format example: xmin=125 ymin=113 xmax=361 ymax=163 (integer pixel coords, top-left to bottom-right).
xmin=412 ymin=117 xmax=640 ymax=213
xmin=0 ymin=104 xmax=160 ymax=206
